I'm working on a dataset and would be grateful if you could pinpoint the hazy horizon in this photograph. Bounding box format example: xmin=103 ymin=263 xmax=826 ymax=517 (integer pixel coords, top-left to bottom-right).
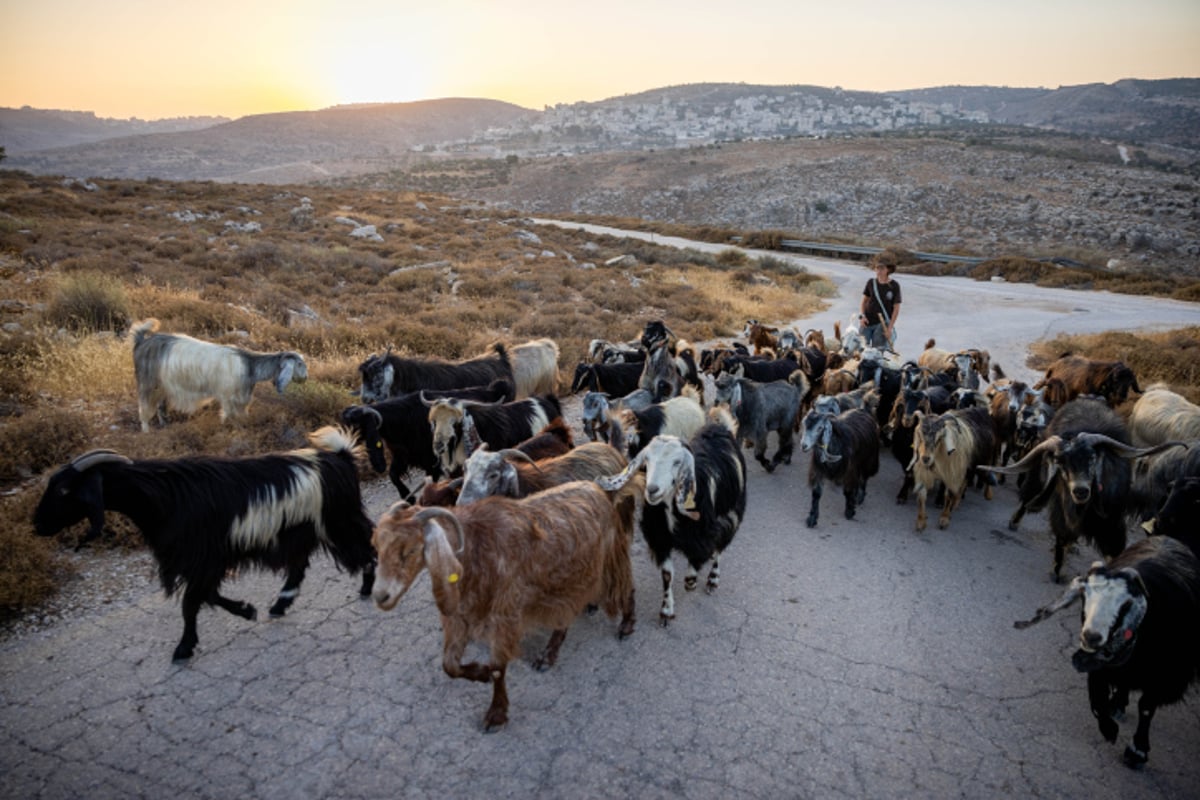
xmin=3 ymin=0 xmax=1199 ymax=122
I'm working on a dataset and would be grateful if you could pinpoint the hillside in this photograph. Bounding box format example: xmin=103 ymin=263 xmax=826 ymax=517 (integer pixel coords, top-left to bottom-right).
xmin=4 ymin=80 xmax=1198 ymax=184
xmin=355 ymin=130 xmax=1200 ymax=275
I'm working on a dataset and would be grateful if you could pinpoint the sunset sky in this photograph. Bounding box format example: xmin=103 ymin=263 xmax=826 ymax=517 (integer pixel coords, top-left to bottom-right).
xmin=2 ymin=0 xmax=1198 ymax=121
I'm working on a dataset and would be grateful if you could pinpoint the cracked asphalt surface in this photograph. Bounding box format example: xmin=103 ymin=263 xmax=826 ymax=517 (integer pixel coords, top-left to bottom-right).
xmin=2 ymin=226 xmax=1198 ymax=799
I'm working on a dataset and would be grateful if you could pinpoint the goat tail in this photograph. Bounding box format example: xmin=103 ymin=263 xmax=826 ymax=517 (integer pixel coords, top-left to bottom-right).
xmin=924 ymin=338 xmax=937 ymax=350
xmin=131 ymin=318 xmax=161 ymax=349
xmin=308 ymin=425 xmax=366 ymax=466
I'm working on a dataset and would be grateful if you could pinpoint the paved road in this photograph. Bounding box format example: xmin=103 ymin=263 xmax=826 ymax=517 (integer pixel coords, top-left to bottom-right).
xmin=2 ymin=227 xmax=1197 ymax=799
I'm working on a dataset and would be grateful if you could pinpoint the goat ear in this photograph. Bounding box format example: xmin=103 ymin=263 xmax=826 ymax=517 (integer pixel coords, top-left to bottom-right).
xmin=275 ymin=359 xmax=296 ymax=393
xmin=74 ymin=471 xmax=108 ymax=549
xmin=673 ymin=449 xmax=700 ymax=521
xmin=422 ymin=521 xmax=463 ymax=615
xmin=1014 ymin=575 xmax=1086 ymax=629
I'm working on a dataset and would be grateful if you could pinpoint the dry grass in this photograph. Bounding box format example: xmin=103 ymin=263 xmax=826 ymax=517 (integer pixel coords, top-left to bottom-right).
xmin=0 ymin=171 xmax=829 ymax=614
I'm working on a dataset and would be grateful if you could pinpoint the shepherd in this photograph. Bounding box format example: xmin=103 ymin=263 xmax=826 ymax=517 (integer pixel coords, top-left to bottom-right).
xmin=859 ymin=251 xmax=902 ymax=351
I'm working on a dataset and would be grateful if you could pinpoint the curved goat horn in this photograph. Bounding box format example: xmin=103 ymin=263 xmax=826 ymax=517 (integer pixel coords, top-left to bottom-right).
xmin=983 ymin=434 xmax=1062 ymax=476
xmin=1014 ymin=575 xmax=1087 ymax=629
xmin=1075 ymin=433 xmax=1187 ymax=460
xmin=70 ymin=450 xmax=133 ymax=471
xmin=414 ymin=507 xmax=466 ymax=554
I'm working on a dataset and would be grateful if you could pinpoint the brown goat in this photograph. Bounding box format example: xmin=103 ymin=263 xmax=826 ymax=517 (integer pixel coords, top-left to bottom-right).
xmin=371 ymin=479 xmax=638 ymax=731
xmin=743 ymin=320 xmax=780 ymax=355
xmin=1033 ymin=354 xmax=1142 ymax=407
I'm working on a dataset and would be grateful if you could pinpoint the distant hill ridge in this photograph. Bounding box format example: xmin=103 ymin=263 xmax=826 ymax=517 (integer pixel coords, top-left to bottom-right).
xmin=2 ymin=79 xmax=1197 ymax=182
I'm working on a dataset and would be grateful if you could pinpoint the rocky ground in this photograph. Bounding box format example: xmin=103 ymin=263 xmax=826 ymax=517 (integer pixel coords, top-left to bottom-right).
xmin=465 ymin=136 xmax=1200 ymax=273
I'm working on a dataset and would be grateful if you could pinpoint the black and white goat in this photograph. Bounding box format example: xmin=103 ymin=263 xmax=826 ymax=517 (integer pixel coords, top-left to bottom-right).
xmin=1013 ymin=530 xmax=1200 ymax=767
xmin=341 ymin=380 xmax=514 ymax=502
xmin=618 ymin=390 xmax=706 ymax=459
xmin=426 ymin=394 xmax=562 ymax=476
xmin=32 ymin=427 xmax=376 ymax=661
xmin=713 ymin=373 xmax=802 ymax=473
xmin=799 ymin=407 xmax=880 ymax=528
xmin=131 ymin=319 xmax=307 ymax=432
xmin=598 ymin=408 xmax=747 ymax=624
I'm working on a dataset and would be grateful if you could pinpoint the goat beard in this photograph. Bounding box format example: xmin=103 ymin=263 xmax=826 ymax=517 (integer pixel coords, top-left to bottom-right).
xmin=1071 ymin=628 xmax=1138 ymax=671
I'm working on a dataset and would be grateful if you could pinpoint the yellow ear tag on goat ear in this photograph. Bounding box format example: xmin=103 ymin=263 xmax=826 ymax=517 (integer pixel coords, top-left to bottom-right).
xmin=683 ymin=490 xmax=697 ymax=512
xmin=447 ymin=573 xmax=459 ymax=584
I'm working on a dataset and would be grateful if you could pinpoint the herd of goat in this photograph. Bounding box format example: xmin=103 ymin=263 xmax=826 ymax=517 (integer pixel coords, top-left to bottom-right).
xmin=31 ymin=315 xmax=1199 ymax=758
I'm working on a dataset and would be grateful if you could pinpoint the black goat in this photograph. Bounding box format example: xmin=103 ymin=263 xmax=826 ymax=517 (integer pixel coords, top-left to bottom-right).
xmin=713 ymin=373 xmax=802 ymax=472
xmin=1013 ymin=530 xmax=1200 ymax=767
xmin=358 ymin=344 xmax=512 ymax=403
xmin=32 ymin=427 xmax=376 ymax=661
xmin=598 ymin=409 xmax=747 ymax=624
xmin=985 ymin=398 xmax=1181 ymax=581
xmin=570 ymin=360 xmax=643 ymax=396
xmin=800 ymin=407 xmax=880 ymax=528
xmin=341 ymin=380 xmax=514 ymax=502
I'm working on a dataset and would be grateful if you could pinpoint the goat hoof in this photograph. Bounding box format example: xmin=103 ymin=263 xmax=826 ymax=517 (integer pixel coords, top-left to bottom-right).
xmin=585 ymin=603 xmax=599 ymax=615
xmin=532 ymin=658 xmax=553 ymax=673
xmin=1122 ymin=745 xmax=1148 ymax=768
xmin=172 ymin=644 xmax=195 ymax=662
xmin=806 ymin=514 xmax=818 ymax=528
xmin=844 ymin=508 xmax=856 ymax=520
xmin=938 ymin=518 xmax=951 ymax=530
xmin=659 ymin=613 xmax=674 ymax=627
xmin=618 ymin=619 xmax=636 ymax=639
xmin=482 ymin=711 xmax=508 ymax=733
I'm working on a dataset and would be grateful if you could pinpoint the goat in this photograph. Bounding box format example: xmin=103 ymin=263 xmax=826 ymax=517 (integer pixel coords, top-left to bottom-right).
xmin=456 ymin=441 xmax=629 ymax=505
xmin=1033 ymin=354 xmax=1142 ymax=408
xmin=743 ymin=319 xmax=780 ymax=355
xmin=357 ymin=344 xmax=512 ymax=403
xmin=617 ymin=389 xmax=706 ymax=458
xmin=1152 ymin=471 xmax=1200 ymax=539
xmin=580 ymin=389 xmax=653 ymax=443
xmin=570 ymin=360 xmax=643 ymax=397
xmin=800 ymin=407 xmax=880 ymax=528
xmin=426 ymin=394 xmax=561 ymax=476
xmin=33 ymin=427 xmax=375 ymax=661
xmin=131 ymin=319 xmax=307 ymax=432
xmin=909 ymin=406 xmax=997 ymax=531
xmin=340 ymin=380 xmax=514 ymax=502
xmin=371 ymin=480 xmax=638 ymax=731
xmin=509 ymin=338 xmax=561 ymax=397
xmin=598 ymin=408 xmax=747 ymax=624
xmin=1128 ymin=383 xmax=1200 ymax=447
xmin=889 ymin=386 xmax=952 ymax=505
xmin=417 ymin=419 xmax=575 ymax=507
xmin=587 ymin=338 xmax=645 ymax=364
xmin=917 ymin=339 xmax=957 ymax=374
xmin=984 ymin=398 xmax=1182 ymax=581
xmin=713 ymin=352 xmax=803 ymax=384
xmin=1013 ymin=530 xmax=1200 ymax=767
xmin=1128 ymin=440 xmax=1200 ymax=524
xmin=638 ymin=339 xmax=684 ymax=401
xmin=713 ymin=373 xmax=802 ymax=473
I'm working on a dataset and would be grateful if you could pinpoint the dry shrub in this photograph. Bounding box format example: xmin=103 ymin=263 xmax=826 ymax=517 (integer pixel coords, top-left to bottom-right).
xmin=0 ymin=407 xmax=93 ymax=483
xmin=45 ymin=272 xmax=131 ymax=334
xmin=0 ymin=492 xmax=62 ymax=610
xmin=22 ymin=333 xmax=135 ymax=403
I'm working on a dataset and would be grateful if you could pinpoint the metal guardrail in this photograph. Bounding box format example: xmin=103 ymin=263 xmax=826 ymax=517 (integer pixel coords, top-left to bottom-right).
xmin=734 ymin=237 xmax=1105 ymax=271
xmin=729 ymin=236 xmax=986 ymax=265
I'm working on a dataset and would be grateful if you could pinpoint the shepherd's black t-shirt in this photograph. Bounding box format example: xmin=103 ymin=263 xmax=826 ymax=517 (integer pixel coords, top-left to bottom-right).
xmin=862 ymin=278 xmax=901 ymax=326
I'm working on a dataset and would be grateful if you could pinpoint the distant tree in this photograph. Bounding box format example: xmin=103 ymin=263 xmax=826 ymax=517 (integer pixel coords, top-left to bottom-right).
xmin=0 ymin=145 xmax=6 ymax=163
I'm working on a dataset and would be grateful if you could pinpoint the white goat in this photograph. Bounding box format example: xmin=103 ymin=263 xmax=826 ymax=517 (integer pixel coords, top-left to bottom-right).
xmin=132 ymin=319 xmax=307 ymax=432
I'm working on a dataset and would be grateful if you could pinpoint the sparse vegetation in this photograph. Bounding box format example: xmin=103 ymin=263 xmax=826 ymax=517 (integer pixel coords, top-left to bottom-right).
xmin=0 ymin=171 xmax=830 ymax=615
